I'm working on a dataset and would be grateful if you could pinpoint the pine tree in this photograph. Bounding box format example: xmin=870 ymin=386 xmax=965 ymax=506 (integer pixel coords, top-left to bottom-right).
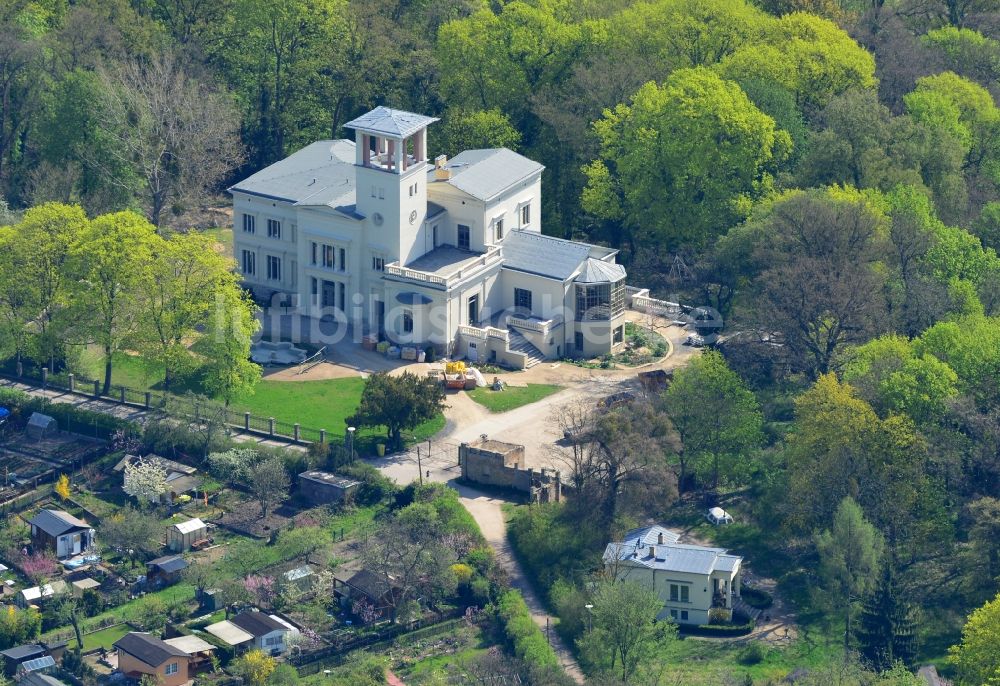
xmin=856 ymin=562 xmax=918 ymax=671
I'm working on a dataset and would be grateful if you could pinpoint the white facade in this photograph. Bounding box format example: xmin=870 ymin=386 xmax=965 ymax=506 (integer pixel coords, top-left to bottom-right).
xmin=231 ymin=107 xmax=629 ymax=368
xmin=603 ymin=526 xmax=743 ymax=625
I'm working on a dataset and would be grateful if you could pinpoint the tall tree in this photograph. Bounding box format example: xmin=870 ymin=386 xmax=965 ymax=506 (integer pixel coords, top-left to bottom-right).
xmin=582 ymin=68 xmax=791 ymax=253
xmin=95 ymin=50 xmax=243 ymax=227
xmin=577 ymin=580 xmax=677 ymax=684
xmin=348 ymin=371 xmax=445 ymax=451
xmin=663 ymin=350 xmax=763 ymax=492
xmin=949 ymin=591 xmax=1000 ymax=686
xmin=745 ymin=190 xmax=890 ymax=378
xmin=247 ymin=457 xmax=289 ymax=519
xmin=138 ymin=231 xmax=240 ymax=390
xmin=69 ymin=210 xmax=157 ymax=394
xmin=199 ymin=286 xmax=261 ymax=406
xmin=856 ymin=562 xmax=918 ymax=671
xmin=815 ymin=497 xmax=885 ymax=649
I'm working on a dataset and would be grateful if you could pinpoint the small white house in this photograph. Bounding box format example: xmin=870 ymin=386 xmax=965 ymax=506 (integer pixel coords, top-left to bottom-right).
xmin=208 ymin=611 xmax=294 ymax=656
xmin=603 ymin=525 xmax=743 ymax=625
xmin=27 ymin=510 xmax=94 ymax=559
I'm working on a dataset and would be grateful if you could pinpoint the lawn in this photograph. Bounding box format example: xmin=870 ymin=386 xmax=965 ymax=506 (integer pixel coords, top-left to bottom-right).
xmin=41 ymin=584 xmax=196 ymax=643
xmin=233 ymin=377 xmax=445 ymax=445
xmin=467 ymin=383 xmax=562 ymax=413
xmin=70 ymin=624 xmax=132 ymax=652
xmin=72 ymin=347 xmax=166 ymax=390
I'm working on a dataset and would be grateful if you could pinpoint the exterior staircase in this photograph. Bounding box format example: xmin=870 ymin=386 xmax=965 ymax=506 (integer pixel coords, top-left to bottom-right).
xmin=507 ymin=328 xmax=546 ymax=368
xmin=733 ymin=597 xmax=763 ymax=622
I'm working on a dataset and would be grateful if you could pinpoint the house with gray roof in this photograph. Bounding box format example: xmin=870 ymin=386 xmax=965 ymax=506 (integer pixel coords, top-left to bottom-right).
xmin=230 ymin=105 xmax=631 ymax=367
xmin=603 ymin=525 xmax=744 ymax=625
xmin=27 ymin=510 xmax=94 ymax=559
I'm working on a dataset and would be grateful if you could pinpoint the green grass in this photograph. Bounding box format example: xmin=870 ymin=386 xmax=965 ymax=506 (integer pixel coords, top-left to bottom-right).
xmin=71 ymin=624 xmax=132 ymax=652
xmin=234 ymin=377 xmax=445 ymax=445
xmin=467 ymin=383 xmax=563 ymax=412
xmin=72 ymin=347 xmax=166 ymax=389
xmin=41 ymin=584 xmax=196 ymax=643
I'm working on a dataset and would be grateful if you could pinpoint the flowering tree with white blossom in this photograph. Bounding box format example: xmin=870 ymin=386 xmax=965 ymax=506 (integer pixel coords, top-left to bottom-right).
xmin=122 ymin=459 xmax=168 ymax=506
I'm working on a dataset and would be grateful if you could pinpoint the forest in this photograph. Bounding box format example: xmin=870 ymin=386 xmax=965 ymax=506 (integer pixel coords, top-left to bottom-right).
xmin=3 ymin=0 xmax=1000 ymax=683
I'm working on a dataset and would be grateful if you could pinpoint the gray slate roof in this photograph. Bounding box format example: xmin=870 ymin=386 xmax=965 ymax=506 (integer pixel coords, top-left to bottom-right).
xmin=28 ymin=510 xmax=90 ymax=537
xmin=501 ymin=230 xmax=590 ymax=280
xmin=228 ymin=140 xmax=358 ymax=214
xmin=114 ymin=633 xmax=187 ymax=667
xmin=230 ymin=611 xmax=288 ymax=637
xmin=344 ymin=106 xmax=438 ymax=138
xmin=604 ymin=526 xmax=742 ymax=576
xmin=577 ymin=258 xmax=627 ymax=284
xmin=435 ymin=148 xmax=544 ymax=201
xmin=147 ymin=555 xmax=189 ymax=574
xmin=0 ymin=644 xmax=44 ymax=661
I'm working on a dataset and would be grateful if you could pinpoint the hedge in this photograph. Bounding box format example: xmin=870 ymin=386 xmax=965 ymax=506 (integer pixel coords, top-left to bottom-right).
xmin=741 ymin=587 xmax=774 ymax=610
xmin=496 ymin=590 xmax=559 ymax=669
xmin=678 ymin=619 xmax=756 ymax=637
xmin=0 ymin=387 xmax=132 ymax=440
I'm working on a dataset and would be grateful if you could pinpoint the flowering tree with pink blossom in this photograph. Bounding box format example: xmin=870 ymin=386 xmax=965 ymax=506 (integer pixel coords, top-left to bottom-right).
xmin=243 ymin=575 xmax=276 ymax=606
xmin=20 ymin=551 xmax=58 ymax=583
xmin=351 ymin=598 xmax=381 ymax=625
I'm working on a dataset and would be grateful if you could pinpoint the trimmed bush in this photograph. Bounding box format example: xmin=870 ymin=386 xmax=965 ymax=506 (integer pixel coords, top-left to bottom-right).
xmin=679 ymin=619 xmax=756 ymax=637
xmin=741 ymin=587 xmax=774 ymax=610
xmin=0 ymin=387 xmax=131 ymax=439
xmin=497 ymin=590 xmax=559 ymax=669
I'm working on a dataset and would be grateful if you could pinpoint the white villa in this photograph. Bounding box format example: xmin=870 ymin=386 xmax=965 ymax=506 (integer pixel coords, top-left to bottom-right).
xmin=603 ymin=525 xmax=744 ymax=625
xmin=230 ymin=106 xmax=629 ymax=368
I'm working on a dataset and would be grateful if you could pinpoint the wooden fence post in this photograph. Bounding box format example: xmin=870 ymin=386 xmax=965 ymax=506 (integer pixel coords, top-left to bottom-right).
xmin=319 ymin=429 xmax=326 ymax=444
xmin=294 ymin=424 xmax=300 ymax=442
xmin=269 ymin=417 xmax=275 ymax=437
xmin=68 ymin=373 xmax=74 ymax=392
xmin=119 ymin=387 xmax=126 ymax=404
xmin=244 ymin=412 xmax=250 ymax=431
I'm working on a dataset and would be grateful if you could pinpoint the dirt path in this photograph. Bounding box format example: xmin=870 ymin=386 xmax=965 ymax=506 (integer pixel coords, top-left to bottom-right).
xmin=455 ymin=483 xmax=586 ymax=684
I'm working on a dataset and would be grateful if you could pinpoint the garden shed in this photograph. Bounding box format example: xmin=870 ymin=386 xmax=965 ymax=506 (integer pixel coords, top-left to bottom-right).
xmin=25 ymin=414 xmax=56 ymax=440
xmin=166 ymin=518 xmax=207 ymax=552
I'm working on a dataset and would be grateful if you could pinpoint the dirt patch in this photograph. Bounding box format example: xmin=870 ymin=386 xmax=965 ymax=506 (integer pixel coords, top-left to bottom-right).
xmin=213 ymin=500 xmax=296 ymax=539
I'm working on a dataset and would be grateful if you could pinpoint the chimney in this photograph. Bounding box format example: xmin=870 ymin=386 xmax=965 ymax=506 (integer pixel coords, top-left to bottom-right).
xmin=657 ymin=532 xmax=664 ymax=544
xmin=434 ymin=154 xmax=451 ymax=180
xmin=648 ymin=545 xmax=655 ymax=558
xmin=435 ymin=154 xmax=448 ymax=169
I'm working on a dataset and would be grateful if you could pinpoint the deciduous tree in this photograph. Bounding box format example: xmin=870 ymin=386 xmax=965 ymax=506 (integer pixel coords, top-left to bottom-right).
xmin=949 ymin=591 xmax=1000 ymax=685
xmin=815 ymin=497 xmax=885 ymax=649
xmin=348 ymin=371 xmax=445 ymax=451
xmin=247 ymin=457 xmax=289 ymax=519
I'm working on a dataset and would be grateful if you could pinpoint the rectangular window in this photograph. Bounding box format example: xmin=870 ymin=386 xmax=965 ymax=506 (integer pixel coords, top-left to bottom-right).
xmin=670 ymin=609 xmax=678 ymax=619
xmin=371 ymin=185 xmax=376 ymax=198
xmin=338 ymin=282 xmax=345 ymax=311
xmin=613 ymin=326 xmax=624 ymax=344
xmin=165 ymin=663 xmax=178 ymax=676
xmin=514 ymin=288 xmax=532 ymax=312
xmin=241 ymin=250 xmax=255 ymax=276
xmin=681 ymin=610 xmax=689 ymax=621
xmin=403 ymin=310 xmax=413 ymax=333
xmin=521 ymin=204 xmax=530 ymax=226
xmin=339 ymin=248 xmax=346 ymax=271
xmin=670 ymin=584 xmax=679 ymax=602
xmin=323 ymin=245 xmax=334 ymax=269
xmin=311 ymin=242 xmax=317 ymax=265
xmin=378 ymin=188 xmax=385 ymax=199
xmin=267 ymin=255 xmax=281 ymax=281
xmin=575 ymin=331 xmax=584 ymax=351
xmin=681 ymin=586 xmax=689 ymax=603
xmin=267 ymin=218 xmax=281 ymax=238
xmin=372 ymin=256 xmax=385 ymax=271
xmin=242 ymin=213 xmax=255 ymax=233
xmin=458 ymin=224 xmax=470 ymax=250
xmin=408 ymin=184 xmax=414 ymax=197
xmin=310 ymin=277 xmax=317 ymax=296
xmin=468 ymin=294 xmax=479 ymax=324
xmin=495 ymin=219 xmax=504 ymax=241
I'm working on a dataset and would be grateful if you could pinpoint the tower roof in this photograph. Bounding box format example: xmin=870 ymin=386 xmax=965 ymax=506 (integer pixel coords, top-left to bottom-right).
xmin=344 ymin=107 xmax=438 ymax=138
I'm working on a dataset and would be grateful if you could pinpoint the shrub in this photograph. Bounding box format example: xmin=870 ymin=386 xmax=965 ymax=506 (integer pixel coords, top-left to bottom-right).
xmin=738 ymin=641 xmax=769 ymax=665
xmin=740 ymin=587 xmax=774 ymax=609
xmin=497 ymin=590 xmax=559 ymax=669
xmin=339 ymin=462 xmax=397 ymax=505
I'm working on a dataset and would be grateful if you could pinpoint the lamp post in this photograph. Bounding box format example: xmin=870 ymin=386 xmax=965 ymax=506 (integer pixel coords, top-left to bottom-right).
xmin=346 ymin=426 xmax=356 ymax=463
xmin=585 ymin=603 xmax=594 ymax=633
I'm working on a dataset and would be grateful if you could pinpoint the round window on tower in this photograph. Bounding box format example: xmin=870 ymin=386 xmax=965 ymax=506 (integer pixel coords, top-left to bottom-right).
xmin=372 ymin=212 xmax=384 ymax=226
xmin=409 ymin=210 xmax=418 ymax=224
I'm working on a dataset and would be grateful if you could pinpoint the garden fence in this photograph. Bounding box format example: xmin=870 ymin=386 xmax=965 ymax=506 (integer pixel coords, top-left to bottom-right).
xmin=0 ymin=365 xmax=341 ymax=448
